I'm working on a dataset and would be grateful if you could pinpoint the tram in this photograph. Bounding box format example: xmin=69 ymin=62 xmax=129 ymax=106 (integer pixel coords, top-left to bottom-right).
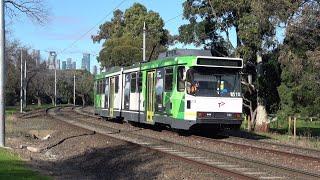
xmin=94 ymin=50 xmax=243 ymax=130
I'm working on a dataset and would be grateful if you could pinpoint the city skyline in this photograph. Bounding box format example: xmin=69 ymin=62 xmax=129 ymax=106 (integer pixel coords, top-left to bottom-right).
xmin=81 ymin=53 xmax=90 ymax=72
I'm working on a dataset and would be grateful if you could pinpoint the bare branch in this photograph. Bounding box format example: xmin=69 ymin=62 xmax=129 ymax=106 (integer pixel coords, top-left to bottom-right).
xmin=5 ymin=0 xmax=49 ymax=25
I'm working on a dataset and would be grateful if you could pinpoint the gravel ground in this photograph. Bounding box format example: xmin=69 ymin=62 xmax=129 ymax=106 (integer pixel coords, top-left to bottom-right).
xmin=78 ymin=107 xmax=320 ymax=176
xmin=6 ymin=112 xmax=229 ymax=180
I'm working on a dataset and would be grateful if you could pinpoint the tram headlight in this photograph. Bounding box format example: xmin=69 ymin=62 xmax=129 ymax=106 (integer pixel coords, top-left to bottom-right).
xmin=233 ymin=113 xmax=242 ymax=119
xmin=197 ymin=112 xmax=213 ymax=119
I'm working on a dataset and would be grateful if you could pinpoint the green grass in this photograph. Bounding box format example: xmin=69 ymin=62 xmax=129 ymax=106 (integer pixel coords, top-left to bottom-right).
xmin=0 ymin=148 xmax=50 ymax=180
xmin=270 ymin=119 xmax=320 ymax=137
xmin=241 ymin=116 xmax=320 ymax=149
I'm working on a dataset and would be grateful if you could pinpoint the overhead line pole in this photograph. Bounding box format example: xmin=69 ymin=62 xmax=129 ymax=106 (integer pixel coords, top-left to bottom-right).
xmin=73 ymin=74 xmax=75 ymax=106
xmin=24 ymin=50 xmax=27 ymax=108
xmin=20 ymin=49 xmax=23 ymax=113
xmin=0 ymin=0 xmax=5 ymax=147
xmin=54 ymin=59 xmax=57 ymax=106
xmin=143 ymin=22 xmax=146 ymax=62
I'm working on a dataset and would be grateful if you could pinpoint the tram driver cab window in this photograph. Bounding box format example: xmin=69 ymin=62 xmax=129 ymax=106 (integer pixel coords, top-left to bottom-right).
xmin=177 ymin=66 xmax=185 ymax=92
xmin=186 ymin=68 xmax=197 ymax=95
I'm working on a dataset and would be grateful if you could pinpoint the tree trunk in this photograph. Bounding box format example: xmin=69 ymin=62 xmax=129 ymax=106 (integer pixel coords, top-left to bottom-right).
xmin=235 ymin=24 xmax=241 ymax=47
xmin=67 ymin=98 xmax=71 ymax=104
xmin=254 ymin=53 xmax=269 ymax=132
xmin=37 ymin=97 xmax=41 ymax=107
xmin=50 ymin=96 xmax=54 ymax=106
xmin=81 ymin=95 xmax=85 ymax=107
xmin=148 ymin=44 xmax=157 ymax=61
xmin=255 ymin=104 xmax=269 ymax=132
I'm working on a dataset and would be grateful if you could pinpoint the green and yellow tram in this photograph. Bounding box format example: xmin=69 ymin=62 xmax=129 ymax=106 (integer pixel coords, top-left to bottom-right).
xmin=94 ymin=50 xmax=243 ymax=130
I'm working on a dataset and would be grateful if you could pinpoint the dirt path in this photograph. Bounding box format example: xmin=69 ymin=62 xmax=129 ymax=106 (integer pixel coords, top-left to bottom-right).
xmin=6 ymin=113 xmax=229 ymax=179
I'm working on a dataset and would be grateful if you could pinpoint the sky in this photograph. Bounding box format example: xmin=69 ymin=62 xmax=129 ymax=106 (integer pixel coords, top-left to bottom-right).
xmin=8 ymin=0 xmax=191 ymax=72
xmin=8 ymin=0 xmax=284 ymax=72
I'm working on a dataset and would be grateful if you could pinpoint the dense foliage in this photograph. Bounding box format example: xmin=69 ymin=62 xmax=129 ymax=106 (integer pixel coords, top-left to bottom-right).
xmin=92 ymin=3 xmax=170 ymax=68
xmin=178 ymin=0 xmax=319 ymax=131
xmin=277 ymin=1 xmax=320 ymax=118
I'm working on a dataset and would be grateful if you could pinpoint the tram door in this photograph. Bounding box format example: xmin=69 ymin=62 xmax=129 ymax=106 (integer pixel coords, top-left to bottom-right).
xmin=109 ymin=77 xmax=115 ymax=117
xmin=146 ymin=71 xmax=155 ymax=123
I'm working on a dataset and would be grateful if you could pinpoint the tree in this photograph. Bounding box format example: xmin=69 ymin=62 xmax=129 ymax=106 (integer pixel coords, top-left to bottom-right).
xmin=179 ymin=0 xmax=302 ymax=131
xmin=5 ymin=40 xmax=21 ymax=105
xmin=92 ymin=3 xmax=170 ymax=68
xmin=278 ymin=1 xmax=320 ymax=118
xmin=75 ymin=70 xmax=93 ymax=106
xmin=29 ymin=64 xmax=47 ymax=106
xmin=5 ymin=0 xmax=49 ymax=24
xmin=57 ymin=70 xmax=73 ymax=104
xmin=43 ymin=71 xmax=55 ymax=105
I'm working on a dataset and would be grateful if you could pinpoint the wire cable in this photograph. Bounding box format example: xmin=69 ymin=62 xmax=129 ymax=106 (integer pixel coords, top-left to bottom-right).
xmin=59 ymin=0 xmax=128 ymax=55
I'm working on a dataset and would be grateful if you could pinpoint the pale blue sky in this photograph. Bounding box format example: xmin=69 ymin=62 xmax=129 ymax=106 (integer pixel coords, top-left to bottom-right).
xmin=8 ymin=0 xmax=191 ymax=71
xmin=8 ymin=0 xmax=284 ymax=72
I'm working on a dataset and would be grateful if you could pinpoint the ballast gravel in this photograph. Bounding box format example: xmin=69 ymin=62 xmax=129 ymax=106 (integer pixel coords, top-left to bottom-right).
xmin=6 ymin=112 xmax=230 ymax=180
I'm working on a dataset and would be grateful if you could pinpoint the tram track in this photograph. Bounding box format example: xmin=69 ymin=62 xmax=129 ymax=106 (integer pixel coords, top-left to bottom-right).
xmin=48 ymin=106 xmax=320 ymax=179
xmin=190 ymin=135 xmax=320 ymax=162
xmin=78 ymin=106 xmax=320 ymax=162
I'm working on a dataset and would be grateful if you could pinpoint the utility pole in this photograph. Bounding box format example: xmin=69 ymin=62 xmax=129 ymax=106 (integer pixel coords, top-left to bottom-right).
xmin=143 ymin=22 xmax=146 ymax=62
xmin=24 ymin=50 xmax=27 ymax=108
xmin=73 ymin=74 xmax=75 ymax=106
xmin=0 ymin=0 xmax=5 ymax=147
xmin=20 ymin=49 xmax=23 ymax=113
xmin=54 ymin=60 xmax=57 ymax=106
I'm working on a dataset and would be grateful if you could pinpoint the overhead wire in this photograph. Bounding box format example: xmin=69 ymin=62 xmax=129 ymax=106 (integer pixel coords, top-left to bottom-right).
xmin=59 ymin=0 xmax=128 ymax=55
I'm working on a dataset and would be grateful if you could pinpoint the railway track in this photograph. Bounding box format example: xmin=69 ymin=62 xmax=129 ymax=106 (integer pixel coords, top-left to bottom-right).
xmin=78 ymin=106 xmax=320 ymax=161
xmin=48 ymin=107 xmax=320 ymax=179
xmin=190 ymin=135 xmax=320 ymax=162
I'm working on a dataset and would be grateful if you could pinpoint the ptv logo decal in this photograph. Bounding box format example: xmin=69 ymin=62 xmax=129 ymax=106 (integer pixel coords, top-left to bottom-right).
xmin=218 ymin=102 xmax=225 ymax=108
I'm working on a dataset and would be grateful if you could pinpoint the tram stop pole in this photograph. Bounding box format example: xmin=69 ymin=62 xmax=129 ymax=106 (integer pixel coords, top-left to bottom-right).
xmin=0 ymin=0 xmax=6 ymax=147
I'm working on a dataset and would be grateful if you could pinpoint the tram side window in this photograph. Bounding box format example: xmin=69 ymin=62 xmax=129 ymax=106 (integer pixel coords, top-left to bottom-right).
xmin=103 ymin=79 xmax=106 ymax=94
xmin=165 ymin=68 xmax=173 ymax=91
xmin=138 ymin=72 xmax=142 ymax=92
xmin=115 ymin=76 xmax=119 ymax=93
xmin=124 ymin=74 xmax=130 ymax=109
xmin=96 ymin=81 xmax=99 ymax=94
xmin=100 ymin=80 xmax=103 ymax=94
xmin=99 ymin=80 xmax=102 ymax=94
xmin=131 ymin=73 xmax=137 ymax=93
xmin=177 ymin=66 xmax=185 ymax=92
xmin=155 ymin=68 xmax=164 ymax=112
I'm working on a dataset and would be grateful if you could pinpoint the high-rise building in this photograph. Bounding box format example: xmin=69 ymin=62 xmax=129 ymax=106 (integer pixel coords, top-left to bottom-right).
xmin=93 ymin=65 xmax=97 ymax=75
xmin=57 ymin=59 xmax=60 ymax=70
xmin=62 ymin=61 xmax=67 ymax=70
xmin=67 ymin=58 xmax=72 ymax=69
xmin=72 ymin=61 xmax=76 ymax=70
xmin=81 ymin=53 xmax=90 ymax=71
xmin=47 ymin=51 xmax=57 ymax=69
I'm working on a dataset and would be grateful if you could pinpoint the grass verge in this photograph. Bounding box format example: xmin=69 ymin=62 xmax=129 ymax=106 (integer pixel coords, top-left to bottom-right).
xmin=0 ymin=148 xmax=50 ymax=180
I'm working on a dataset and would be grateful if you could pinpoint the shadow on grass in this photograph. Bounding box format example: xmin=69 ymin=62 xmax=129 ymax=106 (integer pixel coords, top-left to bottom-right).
xmin=0 ymin=164 xmax=49 ymax=180
xmin=220 ymin=129 xmax=271 ymax=140
xmin=0 ymin=159 xmax=49 ymax=180
xmin=30 ymin=144 xmax=162 ymax=179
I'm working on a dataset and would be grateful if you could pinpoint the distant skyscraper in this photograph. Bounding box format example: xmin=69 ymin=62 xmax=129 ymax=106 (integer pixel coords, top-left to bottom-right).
xmin=72 ymin=61 xmax=76 ymax=69
xmin=62 ymin=61 xmax=67 ymax=70
xmin=47 ymin=51 xmax=57 ymax=69
xmin=93 ymin=65 xmax=97 ymax=75
xmin=67 ymin=58 xmax=72 ymax=69
xmin=81 ymin=53 xmax=90 ymax=71
xmin=57 ymin=59 xmax=60 ymax=70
